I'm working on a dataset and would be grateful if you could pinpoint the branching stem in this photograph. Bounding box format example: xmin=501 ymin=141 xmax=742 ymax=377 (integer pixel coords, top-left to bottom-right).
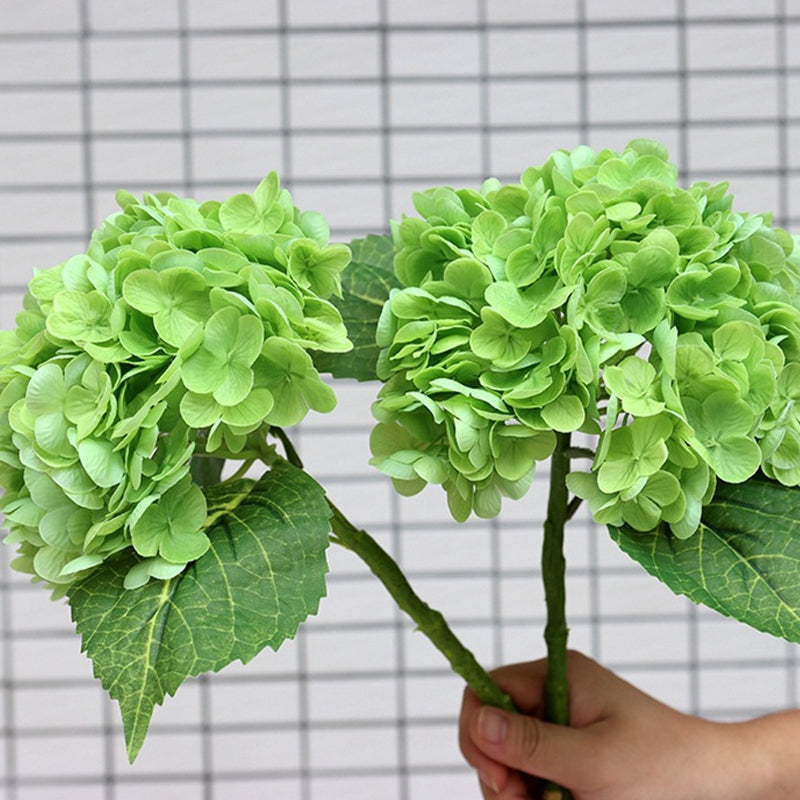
xmin=564 ymin=446 xmax=594 ymax=460
xmin=566 ymin=495 xmax=584 ymax=522
xmin=327 ymin=501 xmax=516 ymax=714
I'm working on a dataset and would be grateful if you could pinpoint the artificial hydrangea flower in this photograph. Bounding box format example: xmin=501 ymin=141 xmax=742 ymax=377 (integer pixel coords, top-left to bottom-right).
xmin=370 ymin=139 xmax=800 ymax=533
xmin=0 ymin=173 xmax=350 ymax=594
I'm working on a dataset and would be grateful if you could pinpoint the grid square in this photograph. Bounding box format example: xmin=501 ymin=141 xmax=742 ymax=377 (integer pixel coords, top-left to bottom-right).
xmin=10 ymin=635 xmax=95 ymax=682
xmin=92 ymin=137 xmax=186 ymax=183
xmin=90 ymin=87 xmax=184 ymax=132
xmin=290 ymin=83 xmax=381 ymax=129
xmin=0 ymin=0 xmax=78 ymax=31
xmin=598 ymin=569 xmax=689 ymax=618
xmin=490 ymin=78 xmax=581 ymax=126
xmin=689 ymin=74 xmax=778 ymax=121
xmin=209 ymin=679 xmax=300 ymax=725
xmin=16 ymin=732 xmax=105 ymax=778
xmin=687 ymin=0 xmax=778 ymax=17
xmin=391 ymin=31 xmax=482 ymax=77
xmin=191 ymin=134 xmax=283 ymax=181
xmin=409 ymin=771 xmax=477 ymax=798
xmin=0 ymin=90 xmax=81 ymax=135
xmin=289 ymin=0 xmax=380 ymax=26
xmin=309 ymin=726 xmax=399 ymax=769
xmin=390 ymin=131 xmax=482 ymax=178
xmin=306 ymin=627 xmax=398 ymax=673
xmin=699 ymin=666 xmax=789 ymax=716
xmin=615 ymin=666 xmax=691 ymax=712
xmin=0 ymin=142 xmax=82 ymax=186
xmin=488 ymin=128 xmax=583 ymax=181
xmin=411 ymin=575 xmax=496 ymax=622
xmin=89 ymin=37 xmax=181 ymax=83
xmin=600 ymin=620 xmax=691 ymax=665
xmin=115 ymin=782 xmax=206 ymax=800
xmin=190 ymin=85 xmax=282 ymax=130
xmin=214 ymin=778 xmax=303 ymax=800
xmin=308 ymin=677 xmax=398 ymax=722
xmin=500 ymin=621 xmax=548 ymax=665
xmin=213 ymin=729 xmax=301 ymax=773
xmin=406 ymin=722 xmax=462 ymax=767
xmin=302 ymin=431 xmax=372 ymax=480
xmin=405 ymin=673 xmax=464 ymax=718
xmin=88 ymin=0 xmax=180 ymax=30
xmin=488 ymin=29 xmax=579 ymax=76
xmin=289 ymin=32 xmax=380 ymax=79
xmin=697 ymin=616 xmax=788 ymax=663
xmin=189 ymin=34 xmax=280 ymax=81
xmin=688 ymin=124 xmax=778 ymax=172
xmin=310 ymin=775 xmax=401 ymax=800
xmin=390 ymin=80 xmax=482 ymax=127
xmin=587 ymin=24 xmax=679 ymax=74
xmin=687 ymin=21 xmax=778 ymax=70
xmin=9 ymin=788 xmax=106 ymax=800
xmin=188 ymin=0 xmax=279 ymax=29
xmin=292 ymin=133 xmax=382 ymax=179
xmin=118 ymin=730 xmax=203 ymax=774
xmin=589 ymin=76 xmax=680 ymax=123
xmin=586 ymin=0 xmax=678 ymax=18
xmin=321 ymin=572 xmax=397 ymax=624
xmin=487 ymin=0 xmax=577 ymax=23
xmin=399 ymin=526 xmax=492 ymax=573
xmin=291 ymin=181 xmax=387 ymax=233
xmin=13 ymin=684 xmax=104 ymax=731
xmin=388 ymin=0 xmax=478 ymax=24
xmin=0 ymin=41 xmax=80 ymax=85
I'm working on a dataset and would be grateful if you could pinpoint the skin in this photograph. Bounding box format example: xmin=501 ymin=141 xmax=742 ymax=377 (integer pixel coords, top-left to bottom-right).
xmin=459 ymin=650 xmax=800 ymax=800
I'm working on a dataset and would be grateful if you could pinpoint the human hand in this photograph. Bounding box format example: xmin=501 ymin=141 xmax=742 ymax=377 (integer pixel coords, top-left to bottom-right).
xmin=459 ymin=650 xmax=772 ymax=800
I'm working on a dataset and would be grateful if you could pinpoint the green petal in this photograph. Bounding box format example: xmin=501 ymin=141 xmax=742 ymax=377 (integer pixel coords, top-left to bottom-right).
xmin=78 ymin=438 xmax=125 ymax=489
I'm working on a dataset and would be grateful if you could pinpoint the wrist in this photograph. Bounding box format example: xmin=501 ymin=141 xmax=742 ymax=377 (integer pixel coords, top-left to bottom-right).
xmin=734 ymin=711 xmax=800 ymax=799
xmin=696 ymin=714 xmax=796 ymax=800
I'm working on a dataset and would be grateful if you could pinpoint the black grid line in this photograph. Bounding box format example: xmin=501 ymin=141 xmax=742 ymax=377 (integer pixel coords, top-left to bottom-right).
xmin=776 ymin=0 xmax=799 ymax=713
xmin=477 ymin=0 xmax=506 ymax=673
xmin=379 ymin=2 xmax=411 ymax=798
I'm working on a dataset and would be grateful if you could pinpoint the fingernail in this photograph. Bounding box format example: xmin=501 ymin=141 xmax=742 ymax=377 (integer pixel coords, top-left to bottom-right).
xmin=477 ymin=706 xmax=508 ymax=745
xmin=478 ymin=769 xmax=499 ymax=792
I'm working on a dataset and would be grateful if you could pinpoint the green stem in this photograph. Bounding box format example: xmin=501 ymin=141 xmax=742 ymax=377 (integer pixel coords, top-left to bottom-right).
xmin=328 ymin=501 xmax=516 ymax=714
xmin=273 ymin=427 xmax=304 ymax=469
xmin=189 ymin=454 xmax=225 ymax=487
xmin=542 ymin=432 xmax=573 ymax=800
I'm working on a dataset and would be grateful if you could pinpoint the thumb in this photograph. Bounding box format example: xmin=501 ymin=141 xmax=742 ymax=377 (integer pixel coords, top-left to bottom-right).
xmin=471 ymin=706 xmax=588 ymax=789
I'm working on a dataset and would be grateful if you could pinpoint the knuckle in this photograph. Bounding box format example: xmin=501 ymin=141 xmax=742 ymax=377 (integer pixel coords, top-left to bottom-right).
xmin=515 ymin=716 xmax=543 ymax=764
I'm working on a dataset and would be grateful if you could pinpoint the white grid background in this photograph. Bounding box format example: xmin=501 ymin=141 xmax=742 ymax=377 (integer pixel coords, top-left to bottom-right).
xmin=2 ymin=1 xmax=800 ymax=798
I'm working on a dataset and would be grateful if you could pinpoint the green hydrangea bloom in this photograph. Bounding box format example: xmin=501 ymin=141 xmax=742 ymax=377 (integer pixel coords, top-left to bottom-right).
xmin=371 ymin=139 xmax=800 ymax=531
xmin=0 ymin=174 xmax=350 ymax=594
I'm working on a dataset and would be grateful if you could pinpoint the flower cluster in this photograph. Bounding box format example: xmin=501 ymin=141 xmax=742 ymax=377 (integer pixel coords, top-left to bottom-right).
xmin=0 ymin=174 xmax=350 ymax=592
xmin=370 ymin=139 xmax=800 ymax=532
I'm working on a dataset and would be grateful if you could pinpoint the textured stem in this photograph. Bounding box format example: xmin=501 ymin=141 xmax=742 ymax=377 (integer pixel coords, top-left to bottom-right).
xmin=542 ymin=432 xmax=573 ymax=800
xmin=328 ymin=501 xmax=516 ymax=713
xmin=189 ymin=454 xmax=225 ymax=487
xmin=273 ymin=427 xmax=304 ymax=469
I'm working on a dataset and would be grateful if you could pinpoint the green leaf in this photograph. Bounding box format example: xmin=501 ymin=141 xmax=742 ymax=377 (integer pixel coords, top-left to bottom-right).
xmin=313 ymin=234 xmax=401 ymax=382
xmin=67 ymin=462 xmax=332 ymax=762
xmin=610 ymin=476 xmax=800 ymax=645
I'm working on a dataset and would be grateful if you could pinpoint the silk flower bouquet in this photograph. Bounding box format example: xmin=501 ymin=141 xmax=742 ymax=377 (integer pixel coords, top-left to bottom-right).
xmin=2 ymin=139 xmax=800 ymax=799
